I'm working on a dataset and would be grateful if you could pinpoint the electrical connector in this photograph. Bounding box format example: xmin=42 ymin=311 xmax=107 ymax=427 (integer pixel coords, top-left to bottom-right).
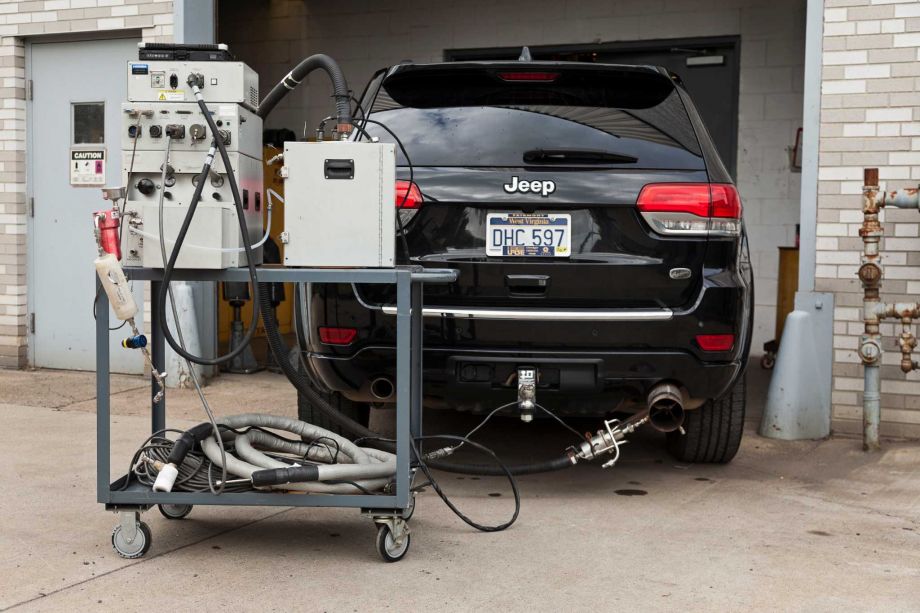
xmin=423 ymin=446 xmax=456 ymax=461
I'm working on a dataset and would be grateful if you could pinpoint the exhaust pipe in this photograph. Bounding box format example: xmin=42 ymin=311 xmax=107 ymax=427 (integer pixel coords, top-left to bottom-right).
xmin=646 ymin=383 xmax=685 ymax=433
xmin=370 ymin=377 xmax=395 ymax=401
xmin=572 ymin=383 xmax=686 ymax=469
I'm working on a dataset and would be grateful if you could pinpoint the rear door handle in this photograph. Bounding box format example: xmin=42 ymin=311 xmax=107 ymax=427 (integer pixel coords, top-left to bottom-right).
xmin=505 ymin=274 xmax=550 ymax=288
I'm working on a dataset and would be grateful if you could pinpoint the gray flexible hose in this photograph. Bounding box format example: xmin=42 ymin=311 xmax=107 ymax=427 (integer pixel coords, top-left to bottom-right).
xmin=232 ymin=433 xmax=392 ymax=493
xmin=196 ymin=413 xmax=396 ymax=494
xmin=201 ymin=437 xmax=390 ymax=494
xmin=219 ymin=413 xmax=380 ymax=463
xmin=243 ymin=429 xmax=393 ymax=465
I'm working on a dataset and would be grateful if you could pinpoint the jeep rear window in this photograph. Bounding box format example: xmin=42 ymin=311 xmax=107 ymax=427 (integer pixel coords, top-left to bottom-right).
xmin=361 ymin=65 xmax=704 ymax=170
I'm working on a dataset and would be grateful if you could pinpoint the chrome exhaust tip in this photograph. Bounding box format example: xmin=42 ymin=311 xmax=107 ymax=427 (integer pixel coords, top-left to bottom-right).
xmin=646 ymin=383 xmax=686 ymax=433
xmin=370 ymin=377 xmax=395 ymax=401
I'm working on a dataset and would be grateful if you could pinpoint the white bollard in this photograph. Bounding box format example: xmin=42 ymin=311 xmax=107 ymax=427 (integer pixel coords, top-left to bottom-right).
xmin=163 ymin=281 xmax=205 ymax=389
xmin=760 ymin=309 xmax=831 ymax=440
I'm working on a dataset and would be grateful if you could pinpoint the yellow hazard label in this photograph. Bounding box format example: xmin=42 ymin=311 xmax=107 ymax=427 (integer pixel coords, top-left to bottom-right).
xmin=157 ymin=90 xmax=185 ymax=101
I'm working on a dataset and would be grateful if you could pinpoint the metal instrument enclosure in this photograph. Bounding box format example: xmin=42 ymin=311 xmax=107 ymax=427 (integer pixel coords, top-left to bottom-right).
xmin=282 ymin=142 xmax=396 ymax=268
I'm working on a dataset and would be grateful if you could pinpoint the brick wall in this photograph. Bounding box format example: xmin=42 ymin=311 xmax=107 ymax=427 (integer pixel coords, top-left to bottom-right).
xmin=817 ymin=0 xmax=920 ymax=438
xmin=0 ymin=0 xmax=173 ymax=368
xmin=221 ymin=0 xmax=808 ymax=359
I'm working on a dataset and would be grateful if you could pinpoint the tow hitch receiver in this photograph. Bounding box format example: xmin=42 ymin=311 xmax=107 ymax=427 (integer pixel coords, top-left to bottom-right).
xmin=517 ymin=367 xmax=537 ymax=422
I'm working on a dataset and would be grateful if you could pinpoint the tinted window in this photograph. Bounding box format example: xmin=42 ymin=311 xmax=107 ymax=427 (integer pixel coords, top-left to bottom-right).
xmin=361 ymin=65 xmax=704 ymax=169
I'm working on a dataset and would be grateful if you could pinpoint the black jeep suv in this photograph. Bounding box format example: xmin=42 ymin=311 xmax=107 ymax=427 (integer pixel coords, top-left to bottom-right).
xmin=294 ymin=61 xmax=753 ymax=463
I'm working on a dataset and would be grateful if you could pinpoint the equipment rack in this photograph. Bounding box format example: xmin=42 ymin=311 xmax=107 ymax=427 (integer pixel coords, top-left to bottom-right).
xmin=96 ymin=265 xmax=457 ymax=561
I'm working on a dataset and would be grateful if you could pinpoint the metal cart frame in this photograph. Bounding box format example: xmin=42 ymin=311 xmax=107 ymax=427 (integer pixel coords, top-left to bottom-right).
xmin=96 ymin=265 xmax=457 ymax=559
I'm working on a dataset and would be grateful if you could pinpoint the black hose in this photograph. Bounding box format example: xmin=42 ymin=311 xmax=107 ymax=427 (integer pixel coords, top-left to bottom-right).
xmin=257 ymin=54 xmax=351 ymax=128
xmin=412 ymin=435 xmax=520 ymax=532
xmin=166 ymin=422 xmax=213 ymax=466
xmin=156 ymin=81 xmax=261 ymax=365
xmin=428 ymin=454 xmax=575 ymax=476
xmin=257 ymin=286 xmax=377 ymax=438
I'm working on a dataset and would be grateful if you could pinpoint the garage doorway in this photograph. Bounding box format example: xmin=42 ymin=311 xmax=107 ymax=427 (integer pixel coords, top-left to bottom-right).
xmin=26 ymin=36 xmax=143 ymax=373
xmin=446 ymin=37 xmax=740 ymax=177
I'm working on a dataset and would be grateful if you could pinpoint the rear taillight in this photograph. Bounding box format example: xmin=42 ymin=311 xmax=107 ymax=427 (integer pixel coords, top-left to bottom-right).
xmin=396 ymin=180 xmax=423 ymax=209
xmin=636 ymin=183 xmax=742 ymax=237
xmin=708 ymin=184 xmax=742 ymax=236
xmin=498 ymin=72 xmax=559 ymax=82
xmin=318 ymin=326 xmax=357 ymax=346
xmin=695 ymin=334 xmax=735 ymax=352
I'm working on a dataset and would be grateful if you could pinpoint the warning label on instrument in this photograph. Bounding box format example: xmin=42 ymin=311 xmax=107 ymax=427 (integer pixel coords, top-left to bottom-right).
xmin=156 ymin=89 xmax=185 ymax=101
xmin=70 ymin=149 xmax=105 ymax=186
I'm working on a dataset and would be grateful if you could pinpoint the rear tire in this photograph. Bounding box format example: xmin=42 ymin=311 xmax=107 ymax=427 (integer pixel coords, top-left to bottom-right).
xmin=666 ymin=374 xmax=746 ymax=463
xmin=297 ymin=383 xmax=370 ymax=436
xmin=291 ymin=348 xmax=370 ymax=435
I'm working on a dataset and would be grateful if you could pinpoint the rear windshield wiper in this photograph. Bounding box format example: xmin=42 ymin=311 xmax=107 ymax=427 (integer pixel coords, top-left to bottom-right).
xmin=523 ymin=148 xmax=639 ymax=165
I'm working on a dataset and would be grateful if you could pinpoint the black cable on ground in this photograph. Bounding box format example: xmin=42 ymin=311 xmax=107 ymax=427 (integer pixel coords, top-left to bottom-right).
xmin=412 ymin=435 xmax=520 ymax=532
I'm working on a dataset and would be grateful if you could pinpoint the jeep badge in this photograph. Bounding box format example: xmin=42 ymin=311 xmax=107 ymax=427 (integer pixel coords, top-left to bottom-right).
xmin=504 ymin=176 xmax=556 ymax=197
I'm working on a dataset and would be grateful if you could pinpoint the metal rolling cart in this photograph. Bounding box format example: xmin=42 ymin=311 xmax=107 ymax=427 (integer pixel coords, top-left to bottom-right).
xmin=96 ymin=265 xmax=457 ymax=561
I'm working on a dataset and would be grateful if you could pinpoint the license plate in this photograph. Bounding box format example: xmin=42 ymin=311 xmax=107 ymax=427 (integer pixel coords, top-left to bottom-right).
xmin=486 ymin=213 xmax=571 ymax=257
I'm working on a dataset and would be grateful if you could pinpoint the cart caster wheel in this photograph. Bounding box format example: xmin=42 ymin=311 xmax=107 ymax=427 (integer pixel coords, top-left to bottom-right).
xmin=158 ymin=503 xmax=193 ymax=520
xmin=375 ymin=524 xmax=410 ymax=562
xmin=401 ymin=494 xmax=416 ymax=521
xmin=760 ymin=353 xmax=776 ymax=370
xmin=112 ymin=521 xmax=152 ymax=559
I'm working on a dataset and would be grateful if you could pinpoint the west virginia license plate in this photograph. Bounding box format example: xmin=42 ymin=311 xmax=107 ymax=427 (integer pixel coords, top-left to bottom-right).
xmin=486 ymin=213 xmax=571 ymax=257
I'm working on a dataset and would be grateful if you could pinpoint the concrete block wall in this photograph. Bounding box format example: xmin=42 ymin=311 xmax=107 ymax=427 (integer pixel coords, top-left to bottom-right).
xmin=817 ymin=0 xmax=920 ymax=438
xmin=221 ymin=0 xmax=807 ymax=357
xmin=0 ymin=0 xmax=173 ymax=368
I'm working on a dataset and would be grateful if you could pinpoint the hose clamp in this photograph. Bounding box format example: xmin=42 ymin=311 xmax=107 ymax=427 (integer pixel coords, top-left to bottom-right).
xmin=282 ymin=71 xmax=301 ymax=90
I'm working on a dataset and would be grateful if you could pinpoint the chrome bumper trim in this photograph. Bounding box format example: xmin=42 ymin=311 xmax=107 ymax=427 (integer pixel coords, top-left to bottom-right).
xmin=379 ymin=306 xmax=673 ymax=321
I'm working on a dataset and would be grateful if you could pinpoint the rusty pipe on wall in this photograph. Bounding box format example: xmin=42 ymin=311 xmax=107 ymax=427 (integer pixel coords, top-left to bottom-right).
xmin=858 ymin=169 xmax=920 ymax=451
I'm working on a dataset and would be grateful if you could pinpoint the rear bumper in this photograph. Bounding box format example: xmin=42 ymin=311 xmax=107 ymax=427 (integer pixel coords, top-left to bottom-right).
xmin=298 ymin=262 xmax=753 ymax=414
xmin=307 ymin=345 xmax=743 ymax=414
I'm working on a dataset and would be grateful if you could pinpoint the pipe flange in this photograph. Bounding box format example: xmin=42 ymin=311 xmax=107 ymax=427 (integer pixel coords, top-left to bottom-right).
xmin=859 ymin=337 xmax=882 ymax=364
xmin=858 ymin=262 xmax=882 ymax=287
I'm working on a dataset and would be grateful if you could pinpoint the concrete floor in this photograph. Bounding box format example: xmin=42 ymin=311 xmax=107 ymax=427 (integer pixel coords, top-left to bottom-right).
xmin=1 ymin=366 xmax=919 ymax=612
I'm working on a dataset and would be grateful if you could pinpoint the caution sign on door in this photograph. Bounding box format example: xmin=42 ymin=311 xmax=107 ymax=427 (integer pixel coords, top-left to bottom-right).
xmin=70 ymin=149 xmax=105 ymax=186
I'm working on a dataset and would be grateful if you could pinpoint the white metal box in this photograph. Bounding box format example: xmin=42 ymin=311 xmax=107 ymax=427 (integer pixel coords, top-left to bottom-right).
xmin=282 ymin=142 xmax=396 ymax=268
xmin=127 ymin=60 xmax=259 ymax=109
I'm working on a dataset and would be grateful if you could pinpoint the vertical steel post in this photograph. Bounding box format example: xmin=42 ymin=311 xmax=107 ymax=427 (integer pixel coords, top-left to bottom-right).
xmin=95 ymin=279 xmax=111 ymax=502
xmin=410 ymin=277 xmax=423 ymax=446
xmin=150 ymin=280 xmax=166 ymax=434
xmin=394 ymin=269 xmax=411 ymax=510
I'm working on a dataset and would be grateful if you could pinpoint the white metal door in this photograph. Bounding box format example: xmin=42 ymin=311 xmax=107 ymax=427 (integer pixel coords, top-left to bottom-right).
xmin=27 ymin=37 xmax=143 ymax=372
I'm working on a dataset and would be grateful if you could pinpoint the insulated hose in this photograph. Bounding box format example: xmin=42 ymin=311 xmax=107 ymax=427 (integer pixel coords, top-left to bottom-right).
xmin=156 ymin=413 xmax=395 ymax=494
xmin=256 ymin=53 xmax=351 ymax=129
xmin=203 ymin=413 xmax=394 ymax=494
